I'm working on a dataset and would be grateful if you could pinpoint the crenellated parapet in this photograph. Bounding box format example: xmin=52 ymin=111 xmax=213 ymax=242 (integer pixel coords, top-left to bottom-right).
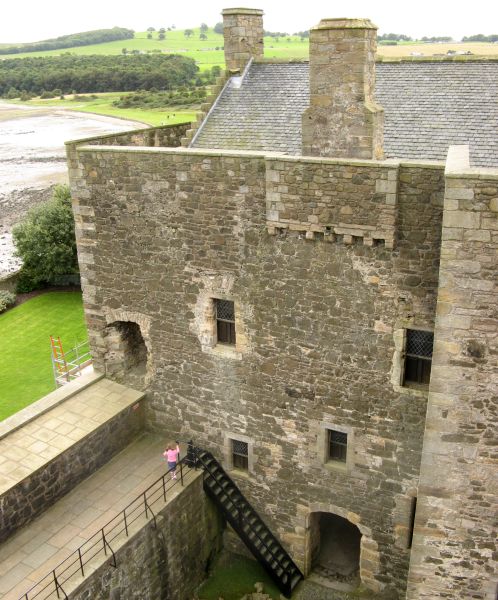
xmin=265 ymin=155 xmax=398 ymax=248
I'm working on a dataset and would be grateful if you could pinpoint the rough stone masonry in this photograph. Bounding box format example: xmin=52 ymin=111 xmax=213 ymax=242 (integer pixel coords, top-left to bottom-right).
xmin=65 ymin=8 xmax=498 ymax=600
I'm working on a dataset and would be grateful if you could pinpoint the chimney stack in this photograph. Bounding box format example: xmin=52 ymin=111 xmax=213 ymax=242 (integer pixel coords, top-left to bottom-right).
xmin=302 ymin=18 xmax=384 ymax=160
xmin=222 ymin=8 xmax=264 ymax=73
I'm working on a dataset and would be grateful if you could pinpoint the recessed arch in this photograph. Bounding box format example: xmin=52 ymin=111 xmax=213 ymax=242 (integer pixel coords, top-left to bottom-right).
xmin=102 ymin=309 xmax=152 ymax=388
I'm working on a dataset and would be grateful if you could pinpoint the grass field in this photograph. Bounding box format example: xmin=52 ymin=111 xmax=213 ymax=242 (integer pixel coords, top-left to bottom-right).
xmin=1 ymin=27 xmax=497 ymax=62
xmin=8 ymin=93 xmax=198 ymax=126
xmin=0 ymin=292 xmax=88 ymax=421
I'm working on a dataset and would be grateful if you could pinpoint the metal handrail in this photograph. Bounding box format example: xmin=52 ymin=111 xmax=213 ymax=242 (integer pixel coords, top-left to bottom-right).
xmin=52 ymin=339 xmax=92 ymax=387
xmin=19 ymin=458 xmax=192 ymax=600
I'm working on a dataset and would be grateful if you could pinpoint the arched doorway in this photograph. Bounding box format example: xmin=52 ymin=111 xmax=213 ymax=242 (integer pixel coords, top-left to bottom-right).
xmin=309 ymin=512 xmax=361 ymax=590
xmin=104 ymin=320 xmax=149 ymax=388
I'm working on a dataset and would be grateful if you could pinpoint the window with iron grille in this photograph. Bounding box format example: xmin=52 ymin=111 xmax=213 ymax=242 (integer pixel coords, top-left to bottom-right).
xmin=231 ymin=439 xmax=248 ymax=471
xmin=403 ymin=329 xmax=434 ymax=386
xmin=328 ymin=429 xmax=347 ymax=463
xmin=215 ymin=299 xmax=236 ymax=345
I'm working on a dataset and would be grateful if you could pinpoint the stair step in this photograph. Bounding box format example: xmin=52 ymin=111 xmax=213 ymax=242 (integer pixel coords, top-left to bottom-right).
xmin=200 ymin=449 xmax=303 ymax=597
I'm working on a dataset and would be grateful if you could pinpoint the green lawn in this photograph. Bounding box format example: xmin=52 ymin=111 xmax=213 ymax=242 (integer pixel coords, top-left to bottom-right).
xmin=0 ymin=292 xmax=88 ymax=421
xmin=7 ymin=93 xmax=198 ymax=126
xmin=198 ymin=554 xmax=281 ymax=600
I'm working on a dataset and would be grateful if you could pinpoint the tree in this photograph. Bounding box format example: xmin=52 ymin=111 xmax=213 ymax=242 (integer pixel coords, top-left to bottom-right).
xmin=199 ymin=33 xmax=207 ymax=41
xmin=147 ymin=32 xmax=152 ymax=39
xmin=122 ymin=48 xmax=128 ymax=54
xmin=214 ymin=22 xmax=224 ymax=34
xmin=184 ymin=29 xmax=194 ymax=38
xmin=200 ymin=23 xmax=208 ymax=32
xmin=158 ymin=32 xmax=165 ymax=40
xmin=147 ymin=27 xmax=155 ymax=32
xmin=159 ymin=27 xmax=166 ymax=34
xmin=13 ymin=185 xmax=79 ymax=291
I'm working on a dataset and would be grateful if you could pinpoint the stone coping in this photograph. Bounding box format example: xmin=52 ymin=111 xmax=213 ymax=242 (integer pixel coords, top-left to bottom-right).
xmin=0 ymin=370 xmax=104 ymax=441
xmin=75 ymin=144 xmax=446 ymax=170
xmin=0 ymin=377 xmax=145 ymax=495
xmin=222 ymin=7 xmax=264 ymax=15
xmin=445 ymin=144 xmax=498 ymax=179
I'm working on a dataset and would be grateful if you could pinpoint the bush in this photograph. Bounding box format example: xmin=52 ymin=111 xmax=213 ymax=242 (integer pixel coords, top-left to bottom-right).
xmin=13 ymin=185 xmax=79 ymax=292
xmin=0 ymin=291 xmax=16 ymax=313
xmin=5 ymin=87 xmax=20 ymax=99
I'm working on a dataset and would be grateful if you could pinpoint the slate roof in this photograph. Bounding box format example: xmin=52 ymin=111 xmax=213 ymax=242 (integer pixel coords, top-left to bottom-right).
xmin=192 ymin=61 xmax=498 ymax=168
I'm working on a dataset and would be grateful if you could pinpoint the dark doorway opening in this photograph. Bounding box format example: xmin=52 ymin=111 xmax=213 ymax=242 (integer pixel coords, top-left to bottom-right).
xmin=104 ymin=320 xmax=148 ymax=387
xmin=310 ymin=512 xmax=361 ymax=590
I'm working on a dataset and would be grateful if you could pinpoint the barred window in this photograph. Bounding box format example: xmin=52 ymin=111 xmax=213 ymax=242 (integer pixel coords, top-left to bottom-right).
xmin=215 ymin=299 xmax=236 ymax=345
xmin=231 ymin=439 xmax=248 ymax=471
xmin=404 ymin=329 xmax=434 ymax=386
xmin=328 ymin=429 xmax=347 ymax=463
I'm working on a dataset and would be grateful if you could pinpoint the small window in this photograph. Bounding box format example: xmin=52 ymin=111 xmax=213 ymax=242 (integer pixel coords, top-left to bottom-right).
xmin=404 ymin=329 xmax=434 ymax=386
xmin=215 ymin=299 xmax=236 ymax=345
xmin=231 ymin=439 xmax=248 ymax=471
xmin=328 ymin=430 xmax=347 ymax=463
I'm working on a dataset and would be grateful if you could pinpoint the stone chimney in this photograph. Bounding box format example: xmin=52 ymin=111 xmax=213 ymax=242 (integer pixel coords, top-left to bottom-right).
xmin=222 ymin=8 xmax=264 ymax=73
xmin=302 ymin=18 xmax=384 ymax=160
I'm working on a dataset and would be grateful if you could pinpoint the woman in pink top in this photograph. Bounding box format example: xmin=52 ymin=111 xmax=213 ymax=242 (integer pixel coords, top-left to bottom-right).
xmin=163 ymin=442 xmax=180 ymax=479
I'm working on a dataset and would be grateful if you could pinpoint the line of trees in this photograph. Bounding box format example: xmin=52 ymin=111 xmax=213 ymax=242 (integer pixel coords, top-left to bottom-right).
xmin=462 ymin=34 xmax=498 ymax=42
xmin=378 ymin=33 xmax=412 ymax=41
xmin=0 ymin=54 xmax=199 ymax=96
xmin=420 ymin=36 xmax=453 ymax=42
xmin=0 ymin=27 xmax=134 ymax=55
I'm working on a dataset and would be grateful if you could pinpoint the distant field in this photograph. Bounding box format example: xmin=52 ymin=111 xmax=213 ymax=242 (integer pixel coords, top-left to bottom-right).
xmin=0 ymin=28 xmax=497 ymax=63
xmin=378 ymin=41 xmax=498 ymax=58
xmin=0 ymin=28 xmax=227 ymax=66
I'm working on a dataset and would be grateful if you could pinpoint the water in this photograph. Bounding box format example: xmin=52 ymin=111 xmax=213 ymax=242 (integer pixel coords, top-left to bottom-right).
xmin=0 ymin=103 xmax=142 ymax=277
xmin=0 ymin=103 xmax=139 ymax=194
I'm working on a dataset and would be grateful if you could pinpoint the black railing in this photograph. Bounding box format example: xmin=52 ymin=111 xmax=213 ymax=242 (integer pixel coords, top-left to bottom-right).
xmin=19 ymin=458 xmax=192 ymax=600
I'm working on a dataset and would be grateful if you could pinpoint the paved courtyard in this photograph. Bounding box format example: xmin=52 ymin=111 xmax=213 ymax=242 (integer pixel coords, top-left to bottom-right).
xmin=0 ymin=433 xmax=183 ymax=599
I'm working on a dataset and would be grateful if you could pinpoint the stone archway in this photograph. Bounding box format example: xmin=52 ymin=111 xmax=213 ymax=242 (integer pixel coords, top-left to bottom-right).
xmin=305 ymin=503 xmax=381 ymax=593
xmin=309 ymin=512 xmax=361 ymax=589
xmin=101 ymin=309 xmax=152 ymax=389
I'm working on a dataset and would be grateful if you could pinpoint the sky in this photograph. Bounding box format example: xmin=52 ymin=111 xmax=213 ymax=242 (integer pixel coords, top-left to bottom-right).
xmin=0 ymin=0 xmax=497 ymax=43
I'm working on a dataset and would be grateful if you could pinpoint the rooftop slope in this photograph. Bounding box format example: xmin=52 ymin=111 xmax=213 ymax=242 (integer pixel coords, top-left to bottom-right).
xmin=192 ymin=61 xmax=498 ymax=167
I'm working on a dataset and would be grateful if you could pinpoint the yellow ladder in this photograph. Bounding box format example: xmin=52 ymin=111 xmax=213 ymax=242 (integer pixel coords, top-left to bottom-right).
xmin=50 ymin=335 xmax=68 ymax=377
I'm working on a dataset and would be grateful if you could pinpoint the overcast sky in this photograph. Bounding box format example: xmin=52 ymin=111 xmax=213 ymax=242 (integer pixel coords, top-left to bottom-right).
xmin=1 ymin=0 xmax=497 ymax=43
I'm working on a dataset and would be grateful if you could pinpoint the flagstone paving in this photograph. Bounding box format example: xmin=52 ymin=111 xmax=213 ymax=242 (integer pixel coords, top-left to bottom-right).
xmin=0 ymin=433 xmax=185 ymax=599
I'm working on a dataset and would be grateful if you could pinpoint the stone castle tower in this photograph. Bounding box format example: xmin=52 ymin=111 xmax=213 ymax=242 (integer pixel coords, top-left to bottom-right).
xmin=63 ymin=7 xmax=498 ymax=599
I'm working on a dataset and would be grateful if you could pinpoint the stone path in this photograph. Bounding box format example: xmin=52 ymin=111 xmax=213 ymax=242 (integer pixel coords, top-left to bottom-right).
xmin=0 ymin=432 xmax=183 ymax=599
xmin=0 ymin=372 xmax=143 ymax=494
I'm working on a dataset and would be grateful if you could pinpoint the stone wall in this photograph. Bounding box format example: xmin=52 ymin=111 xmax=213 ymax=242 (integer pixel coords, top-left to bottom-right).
xmin=68 ymin=145 xmax=446 ymax=597
xmin=302 ymin=19 xmax=384 ymax=160
xmin=406 ymin=147 xmax=498 ymax=600
xmin=0 ymin=403 xmax=143 ymax=542
xmin=69 ymin=473 xmax=222 ymax=600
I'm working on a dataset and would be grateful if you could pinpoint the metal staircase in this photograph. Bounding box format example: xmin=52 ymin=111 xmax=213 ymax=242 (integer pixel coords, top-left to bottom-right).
xmin=192 ymin=446 xmax=303 ymax=598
